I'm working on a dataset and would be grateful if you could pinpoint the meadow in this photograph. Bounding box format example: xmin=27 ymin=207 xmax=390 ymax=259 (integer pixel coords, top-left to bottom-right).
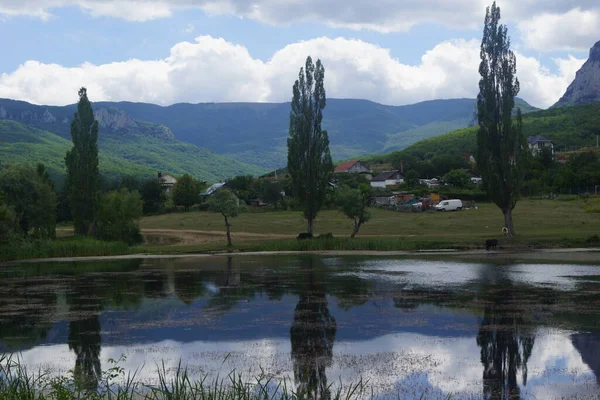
xmin=140 ymin=198 xmax=600 ymax=252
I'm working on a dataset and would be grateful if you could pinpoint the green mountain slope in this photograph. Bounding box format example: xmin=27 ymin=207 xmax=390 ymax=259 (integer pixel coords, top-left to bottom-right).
xmin=363 ymin=102 xmax=600 ymax=164
xmin=0 ymin=97 xmax=540 ymax=170
xmin=0 ymin=120 xmax=266 ymax=183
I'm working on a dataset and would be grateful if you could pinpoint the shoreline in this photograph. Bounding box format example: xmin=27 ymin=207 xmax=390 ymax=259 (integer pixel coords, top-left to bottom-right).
xmin=3 ymin=247 xmax=600 ymax=265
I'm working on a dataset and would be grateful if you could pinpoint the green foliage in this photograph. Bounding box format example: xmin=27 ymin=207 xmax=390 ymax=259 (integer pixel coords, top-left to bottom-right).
xmin=207 ymin=189 xmax=242 ymax=247
xmin=139 ymin=178 xmax=166 ymax=214
xmin=66 ymin=88 xmax=100 ymax=235
xmin=207 ymin=190 xmax=241 ymax=219
xmin=119 ymin=175 xmax=140 ymax=191
xmin=226 ymin=175 xmax=258 ymax=204
xmin=256 ymin=180 xmax=284 ymax=208
xmin=0 ymin=237 xmax=130 ymax=262
xmin=335 ymin=185 xmax=373 ymax=238
xmin=172 ymin=174 xmax=203 ymax=210
xmin=443 ymin=170 xmax=472 ymax=189
xmin=0 ymin=193 xmax=17 ymax=245
xmin=0 ymin=164 xmax=57 ymax=239
xmin=287 ymin=56 xmax=333 ymax=234
xmin=404 ymin=170 xmax=421 ymax=187
xmin=333 ymin=173 xmax=370 ymax=189
xmin=476 ymin=2 xmax=524 ymax=235
xmin=96 ymin=189 xmax=143 ymax=245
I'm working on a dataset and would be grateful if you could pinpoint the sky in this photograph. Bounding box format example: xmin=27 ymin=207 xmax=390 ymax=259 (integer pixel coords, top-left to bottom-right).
xmin=0 ymin=1 xmax=598 ymax=108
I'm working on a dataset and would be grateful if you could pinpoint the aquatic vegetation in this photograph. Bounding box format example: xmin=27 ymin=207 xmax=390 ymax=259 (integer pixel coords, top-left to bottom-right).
xmin=0 ymin=355 xmax=453 ymax=400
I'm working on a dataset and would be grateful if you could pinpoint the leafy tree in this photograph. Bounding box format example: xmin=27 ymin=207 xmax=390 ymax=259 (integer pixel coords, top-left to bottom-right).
xmin=443 ymin=170 xmax=472 ymax=189
xmin=140 ymin=178 xmax=166 ymax=214
xmin=96 ymin=189 xmax=143 ymax=245
xmin=333 ymin=172 xmax=369 ymax=189
xmin=207 ymin=190 xmax=241 ymax=248
xmin=66 ymin=88 xmax=100 ymax=235
xmin=0 ymin=164 xmax=57 ymax=239
xmin=404 ymin=170 xmax=420 ymax=187
xmin=287 ymin=56 xmax=333 ymax=235
xmin=256 ymin=180 xmax=284 ymax=208
xmin=119 ymin=175 xmax=140 ymax=191
xmin=227 ymin=175 xmax=258 ymax=204
xmin=0 ymin=192 xmax=17 ymax=244
xmin=36 ymin=163 xmax=54 ymax=190
xmin=476 ymin=2 xmax=524 ymax=236
xmin=171 ymin=174 xmax=202 ymax=210
xmin=335 ymin=185 xmax=373 ymax=238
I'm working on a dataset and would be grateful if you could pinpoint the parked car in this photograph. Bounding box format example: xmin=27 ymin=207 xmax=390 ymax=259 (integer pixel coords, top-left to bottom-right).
xmin=434 ymin=199 xmax=463 ymax=211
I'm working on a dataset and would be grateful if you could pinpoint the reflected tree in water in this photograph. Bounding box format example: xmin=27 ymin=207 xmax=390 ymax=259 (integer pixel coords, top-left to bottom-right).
xmin=67 ymin=279 xmax=103 ymax=390
xmin=290 ymin=261 xmax=337 ymax=399
xmin=476 ymin=285 xmax=535 ymax=400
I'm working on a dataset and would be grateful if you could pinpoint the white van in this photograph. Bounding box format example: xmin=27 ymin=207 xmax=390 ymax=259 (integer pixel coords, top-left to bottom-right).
xmin=435 ymin=199 xmax=463 ymax=211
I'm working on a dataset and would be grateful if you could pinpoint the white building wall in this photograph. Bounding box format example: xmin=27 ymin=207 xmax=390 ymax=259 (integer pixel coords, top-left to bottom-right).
xmin=370 ymin=181 xmax=386 ymax=188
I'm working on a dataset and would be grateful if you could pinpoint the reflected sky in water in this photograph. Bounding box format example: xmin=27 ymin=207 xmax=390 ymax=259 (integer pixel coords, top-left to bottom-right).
xmin=1 ymin=256 xmax=600 ymax=399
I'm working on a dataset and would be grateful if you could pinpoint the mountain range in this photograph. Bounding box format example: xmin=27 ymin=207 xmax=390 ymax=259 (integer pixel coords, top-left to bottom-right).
xmin=2 ymin=37 xmax=599 ymax=182
xmin=0 ymin=97 xmax=538 ymax=177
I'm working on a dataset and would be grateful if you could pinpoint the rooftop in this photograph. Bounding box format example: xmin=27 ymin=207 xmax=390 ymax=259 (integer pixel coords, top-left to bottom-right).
xmin=372 ymin=170 xmax=404 ymax=182
xmin=334 ymin=160 xmax=360 ymax=173
xmin=528 ymin=135 xmax=553 ymax=145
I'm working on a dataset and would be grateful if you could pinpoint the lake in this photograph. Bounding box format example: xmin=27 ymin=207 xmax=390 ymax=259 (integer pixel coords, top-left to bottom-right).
xmin=1 ymin=255 xmax=600 ymax=399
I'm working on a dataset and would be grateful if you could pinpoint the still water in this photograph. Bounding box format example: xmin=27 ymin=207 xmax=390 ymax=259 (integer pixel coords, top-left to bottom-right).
xmin=1 ymin=255 xmax=600 ymax=399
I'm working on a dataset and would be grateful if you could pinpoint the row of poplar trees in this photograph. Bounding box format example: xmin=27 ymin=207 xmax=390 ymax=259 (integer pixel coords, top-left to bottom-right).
xmin=288 ymin=1 xmax=524 ymax=237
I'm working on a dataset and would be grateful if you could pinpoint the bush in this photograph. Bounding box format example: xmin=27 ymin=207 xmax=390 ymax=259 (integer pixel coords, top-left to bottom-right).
xmin=96 ymin=189 xmax=143 ymax=245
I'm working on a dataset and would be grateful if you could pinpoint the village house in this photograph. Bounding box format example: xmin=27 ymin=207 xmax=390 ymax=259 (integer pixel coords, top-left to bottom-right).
xmin=157 ymin=172 xmax=177 ymax=193
xmin=334 ymin=160 xmax=372 ymax=179
xmin=528 ymin=135 xmax=555 ymax=156
xmin=370 ymin=170 xmax=405 ymax=188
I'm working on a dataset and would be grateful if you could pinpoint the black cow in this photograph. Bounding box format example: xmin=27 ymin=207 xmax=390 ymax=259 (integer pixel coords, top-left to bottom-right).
xmin=297 ymin=233 xmax=313 ymax=240
xmin=485 ymin=239 xmax=498 ymax=251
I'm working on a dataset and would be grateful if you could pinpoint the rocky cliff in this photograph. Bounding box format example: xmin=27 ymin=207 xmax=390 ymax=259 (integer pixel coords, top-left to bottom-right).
xmin=0 ymin=100 xmax=174 ymax=139
xmin=554 ymin=40 xmax=600 ymax=107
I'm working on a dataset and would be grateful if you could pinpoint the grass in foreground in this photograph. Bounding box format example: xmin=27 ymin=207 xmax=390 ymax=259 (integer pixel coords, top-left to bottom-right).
xmin=0 ymin=355 xmax=451 ymax=400
xmin=0 ymin=237 xmax=131 ymax=262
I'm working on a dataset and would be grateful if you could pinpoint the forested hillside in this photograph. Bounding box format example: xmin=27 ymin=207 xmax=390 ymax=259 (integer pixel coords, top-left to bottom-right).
xmin=0 ymin=120 xmax=266 ymax=183
xmin=1 ymin=97 xmax=539 ymax=169
xmin=368 ymin=102 xmax=600 ymax=166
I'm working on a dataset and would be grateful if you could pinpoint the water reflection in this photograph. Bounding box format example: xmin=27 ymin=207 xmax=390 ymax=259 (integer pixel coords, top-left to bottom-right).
xmin=477 ymin=284 xmax=535 ymax=400
xmin=1 ymin=256 xmax=600 ymax=399
xmin=290 ymin=260 xmax=337 ymax=399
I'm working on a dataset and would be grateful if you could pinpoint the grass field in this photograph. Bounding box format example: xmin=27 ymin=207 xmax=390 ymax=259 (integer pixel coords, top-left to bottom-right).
xmin=140 ymin=199 xmax=600 ymax=252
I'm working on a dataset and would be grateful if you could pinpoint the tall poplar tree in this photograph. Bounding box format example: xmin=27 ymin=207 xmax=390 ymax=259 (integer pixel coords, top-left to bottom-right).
xmin=287 ymin=56 xmax=333 ymax=235
xmin=476 ymin=2 xmax=525 ymax=236
xmin=66 ymin=88 xmax=99 ymax=235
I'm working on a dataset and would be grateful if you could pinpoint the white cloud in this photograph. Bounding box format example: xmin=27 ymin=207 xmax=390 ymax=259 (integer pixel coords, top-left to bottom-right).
xmin=0 ymin=35 xmax=585 ymax=108
xmin=1 ymin=1 xmax=599 ymax=52
xmin=184 ymin=23 xmax=195 ymax=34
xmin=518 ymin=8 xmax=600 ymax=52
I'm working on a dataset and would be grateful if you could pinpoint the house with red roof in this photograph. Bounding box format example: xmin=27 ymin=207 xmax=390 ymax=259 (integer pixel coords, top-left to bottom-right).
xmin=334 ymin=160 xmax=371 ymax=175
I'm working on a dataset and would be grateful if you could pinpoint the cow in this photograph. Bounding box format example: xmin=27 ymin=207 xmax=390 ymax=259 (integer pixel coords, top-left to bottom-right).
xmin=485 ymin=239 xmax=498 ymax=251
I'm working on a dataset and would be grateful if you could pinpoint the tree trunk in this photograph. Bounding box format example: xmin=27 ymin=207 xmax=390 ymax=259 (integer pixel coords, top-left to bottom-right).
xmin=224 ymin=215 xmax=232 ymax=247
xmin=503 ymin=208 xmax=516 ymax=237
xmin=307 ymin=217 xmax=314 ymax=236
xmin=350 ymin=219 xmax=361 ymax=238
